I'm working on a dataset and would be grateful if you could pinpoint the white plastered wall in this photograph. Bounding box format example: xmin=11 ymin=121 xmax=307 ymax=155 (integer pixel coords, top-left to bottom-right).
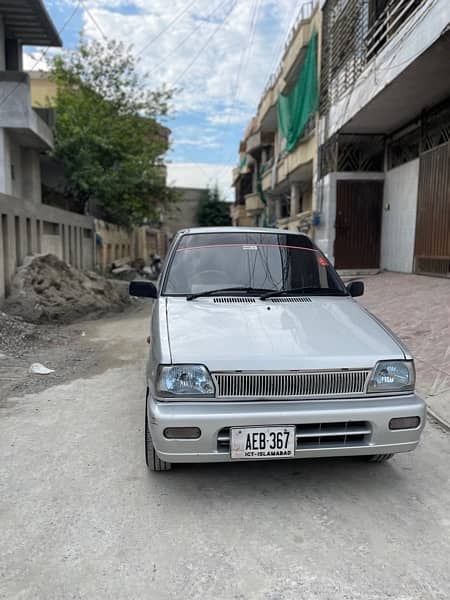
xmin=380 ymin=159 xmax=419 ymax=273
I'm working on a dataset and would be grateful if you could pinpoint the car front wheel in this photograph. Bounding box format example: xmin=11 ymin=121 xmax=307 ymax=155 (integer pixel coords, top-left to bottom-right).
xmin=145 ymin=404 xmax=172 ymax=472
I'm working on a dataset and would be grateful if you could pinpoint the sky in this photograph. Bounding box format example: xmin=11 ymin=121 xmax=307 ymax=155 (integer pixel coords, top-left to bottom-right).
xmin=27 ymin=0 xmax=307 ymax=199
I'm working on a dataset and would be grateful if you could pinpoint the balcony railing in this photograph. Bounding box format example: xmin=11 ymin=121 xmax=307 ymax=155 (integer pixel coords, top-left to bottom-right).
xmin=245 ymin=192 xmax=265 ymax=215
xmin=261 ymin=1 xmax=317 ymax=98
xmin=366 ymin=0 xmax=425 ymax=60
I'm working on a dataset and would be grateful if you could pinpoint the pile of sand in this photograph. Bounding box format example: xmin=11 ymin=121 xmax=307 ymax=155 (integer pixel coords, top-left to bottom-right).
xmin=3 ymin=254 xmax=130 ymax=323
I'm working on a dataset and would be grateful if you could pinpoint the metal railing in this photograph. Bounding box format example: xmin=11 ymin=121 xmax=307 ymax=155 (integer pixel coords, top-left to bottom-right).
xmin=260 ymin=1 xmax=318 ymax=100
xmin=366 ymin=0 xmax=425 ymax=60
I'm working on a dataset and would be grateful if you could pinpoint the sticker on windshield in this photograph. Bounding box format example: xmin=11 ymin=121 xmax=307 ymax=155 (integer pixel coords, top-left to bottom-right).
xmin=242 ymin=245 xmax=258 ymax=251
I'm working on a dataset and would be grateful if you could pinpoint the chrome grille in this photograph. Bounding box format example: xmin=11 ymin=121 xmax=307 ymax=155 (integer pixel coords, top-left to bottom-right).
xmin=213 ymin=370 xmax=370 ymax=399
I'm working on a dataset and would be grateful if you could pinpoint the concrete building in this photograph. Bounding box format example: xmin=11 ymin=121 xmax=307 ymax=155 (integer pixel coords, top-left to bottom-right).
xmin=164 ymin=187 xmax=206 ymax=235
xmin=232 ymin=2 xmax=321 ymax=235
xmin=317 ymin=0 xmax=450 ymax=275
xmin=0 ymin=1 xmax=95 ymax=302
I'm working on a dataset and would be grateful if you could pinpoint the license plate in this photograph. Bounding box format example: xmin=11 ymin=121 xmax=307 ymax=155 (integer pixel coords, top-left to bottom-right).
xmin=231 ymin=426 xmax=295 ymax=460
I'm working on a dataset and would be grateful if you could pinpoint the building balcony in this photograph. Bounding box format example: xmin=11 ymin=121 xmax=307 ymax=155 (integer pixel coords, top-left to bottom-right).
xmin=246 ymin=130 xmax=275 ymax=157
xmin=231 ymin=203 xmax=253 ymax=226
xmin=277 ymin=210 xmax=314 ymax=233
xmin=232 ymin=167 xmax=241 ymax=186
xmin=0 ymin=72 xmax=53 ymax=149
xmin=325 ymin=0 xmax=450 ymax=137
xmin=279 ymin=6 xmax=316 ymax=94
xmin=256 ymin=2 xmax=319 ymax=132
xmin=245 ymin=192 xmax=265 ymax=216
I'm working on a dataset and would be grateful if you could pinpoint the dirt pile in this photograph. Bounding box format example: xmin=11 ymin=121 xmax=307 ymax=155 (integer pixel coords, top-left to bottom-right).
xmin=3 ymin=254 xmax=130 ymax=324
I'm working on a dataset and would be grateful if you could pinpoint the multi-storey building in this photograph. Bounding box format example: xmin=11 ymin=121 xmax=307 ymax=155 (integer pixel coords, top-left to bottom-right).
xmin=0 ymin=1 xmax=95 ymax=302
xmin=234 ymin=0 xmax=450 ymax=278
xmin=232 ymin=2 xmax=321 ymax=235
xmin=317 ymin=0 xmax=450 ymax=275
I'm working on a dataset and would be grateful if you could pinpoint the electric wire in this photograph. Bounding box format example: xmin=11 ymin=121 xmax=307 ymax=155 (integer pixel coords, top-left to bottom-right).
xmin=217 ymin=0 xmax=308 ymax=179
xmin=80 ymin=0 xmax=107 ymax=40
xmin=137 ymin=0 xmax=199 ymax=57
xmin=171 ymin=0 xmax=238 ymax=86
xmin=151 ymin=0 xmax=231 ymax=75
xmin=215 ymin=0 xmax=262 ymax=177
xmin=0 ymin=1 xmax=81 ymax=111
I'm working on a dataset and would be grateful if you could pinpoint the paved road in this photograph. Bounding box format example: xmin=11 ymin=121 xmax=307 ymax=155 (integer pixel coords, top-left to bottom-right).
xmin=1 ymin=310 xmax=450 ymax=600
xmin=360 ymin=272 xmax=450 ymax=425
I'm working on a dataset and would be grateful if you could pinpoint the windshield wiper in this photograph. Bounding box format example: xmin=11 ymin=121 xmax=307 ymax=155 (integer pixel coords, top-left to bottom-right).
xmin=260 ymin=287 xmax=348 ymax=300
xmin=186 ymin=287 xmax=273 ymax=301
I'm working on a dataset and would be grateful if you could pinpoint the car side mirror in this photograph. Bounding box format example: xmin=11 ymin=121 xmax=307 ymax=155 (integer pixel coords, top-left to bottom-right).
xmin=129 ymin=280 xmax=157 ymax=298
xmin=346 ymin=281 xmax=364 ymax=298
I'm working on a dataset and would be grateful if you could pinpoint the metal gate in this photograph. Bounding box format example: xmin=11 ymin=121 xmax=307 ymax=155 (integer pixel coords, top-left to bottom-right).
xmin=414 ymin=141 xmax=450 ymax=276
xmin=334 ymin=180 xmax=383 ymax=269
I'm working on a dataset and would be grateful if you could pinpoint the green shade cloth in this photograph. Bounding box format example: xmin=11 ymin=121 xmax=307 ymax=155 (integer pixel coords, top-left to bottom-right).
xmin=239 ymin=156 xmax=247 ymax=171
xmin=277 ymin=29 xmax=318 ymax=153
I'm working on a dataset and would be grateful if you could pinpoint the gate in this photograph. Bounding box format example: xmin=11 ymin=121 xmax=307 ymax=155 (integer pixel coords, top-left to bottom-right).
xmin=414 ymin=141 xmax=450 ymax=276
xmin=334 ymin=180 xmax=383 ymax=269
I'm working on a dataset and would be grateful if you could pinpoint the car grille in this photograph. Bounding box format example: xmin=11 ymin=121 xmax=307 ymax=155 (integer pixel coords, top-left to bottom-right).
xmin=269 ymin=297 xmax=312 ymax=303
xmin=213 ymin=370 xmax=371 ymax=399
xmin=217 ymin=421 xmax=371 ymax=452
xmin=213 ymin=297 xmax=256 ymax=303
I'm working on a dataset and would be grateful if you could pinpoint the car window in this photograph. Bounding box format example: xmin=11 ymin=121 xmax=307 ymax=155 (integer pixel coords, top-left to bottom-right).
xmin=163 ymin=232 xmax=345 ymax=295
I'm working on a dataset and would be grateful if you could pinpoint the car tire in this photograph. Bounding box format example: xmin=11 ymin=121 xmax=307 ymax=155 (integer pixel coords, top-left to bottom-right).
xmin=367 ymin=453 xmax=394 ymax=463
xmin=145 ymin=400 xmax=172 ymax=472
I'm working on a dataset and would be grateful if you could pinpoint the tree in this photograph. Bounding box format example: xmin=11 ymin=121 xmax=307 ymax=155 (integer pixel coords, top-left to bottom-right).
xmin=51 ymin=38 xmax=175 ymax=227
xmin=197 ymin=184 xmax=231 ymax=227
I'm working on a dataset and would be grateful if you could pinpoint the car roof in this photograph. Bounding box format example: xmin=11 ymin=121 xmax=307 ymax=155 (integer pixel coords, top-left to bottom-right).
xmin=176 ymin=226 xmax=311 ymax=239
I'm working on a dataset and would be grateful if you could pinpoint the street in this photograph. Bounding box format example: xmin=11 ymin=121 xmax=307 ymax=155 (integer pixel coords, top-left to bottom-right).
xmin=1 ymin=303 xmax=450 ymax=600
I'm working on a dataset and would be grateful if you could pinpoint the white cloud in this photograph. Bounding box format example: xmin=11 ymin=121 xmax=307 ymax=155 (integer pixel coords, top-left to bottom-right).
xmin=23 ymin=51 xmax=53 ymax=71
xmin=167 ymin=162 xmax=234 ymax=201
xmin=207 ymin=105 xmax=252 ymax=126
xmin=76 ymin=0 xmax=300 ymax=114
xmin=43 ymin=0 xmax=308 ymax=181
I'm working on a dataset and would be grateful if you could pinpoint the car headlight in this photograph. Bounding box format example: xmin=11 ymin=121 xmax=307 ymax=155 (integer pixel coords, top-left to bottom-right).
xmin=367 ymin=360 xmax=415 ymax=393
xmin=156 ymin=365 xmax=215 ymax=398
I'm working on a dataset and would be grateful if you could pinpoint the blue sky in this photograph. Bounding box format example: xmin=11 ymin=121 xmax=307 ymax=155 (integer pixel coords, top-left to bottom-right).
xmin=29 ymin=0 xmax=303 ymax=196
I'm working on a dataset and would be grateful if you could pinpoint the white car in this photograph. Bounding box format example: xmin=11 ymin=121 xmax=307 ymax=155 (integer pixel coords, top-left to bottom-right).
xmin=130 ymin=227 xmax=425 ymax=471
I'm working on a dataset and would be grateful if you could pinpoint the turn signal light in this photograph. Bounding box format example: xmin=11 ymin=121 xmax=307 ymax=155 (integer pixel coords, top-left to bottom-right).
xmin=389 ymin=417 xmax=420 ymax=430
xmin=164 ymin=427 xmax=201 ymax=439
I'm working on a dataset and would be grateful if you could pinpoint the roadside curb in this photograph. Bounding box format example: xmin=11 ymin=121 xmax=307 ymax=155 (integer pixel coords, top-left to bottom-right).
xmin=427 ymin=406 xmax=450 ymax=433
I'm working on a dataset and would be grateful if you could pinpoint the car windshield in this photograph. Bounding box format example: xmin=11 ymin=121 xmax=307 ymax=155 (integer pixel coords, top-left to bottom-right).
xmin=163 ymin=232 xmax=346 ymax=296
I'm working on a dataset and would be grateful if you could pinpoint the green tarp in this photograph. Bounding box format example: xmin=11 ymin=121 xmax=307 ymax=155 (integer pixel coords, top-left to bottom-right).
xmin=277 ymin=29 xmax=318 ymax=153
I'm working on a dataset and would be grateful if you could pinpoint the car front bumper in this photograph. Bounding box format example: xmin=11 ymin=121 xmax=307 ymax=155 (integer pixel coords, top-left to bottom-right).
xmin=148 ymin=393 xmax=426 ymax=463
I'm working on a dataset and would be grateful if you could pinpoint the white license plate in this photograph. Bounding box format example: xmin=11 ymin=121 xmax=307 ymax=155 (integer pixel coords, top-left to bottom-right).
xmin=231 ymin=426 xmax=296 ymax=460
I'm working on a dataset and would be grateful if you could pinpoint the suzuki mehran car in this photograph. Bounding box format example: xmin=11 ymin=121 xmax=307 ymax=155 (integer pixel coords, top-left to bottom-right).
xmin=130 ymin=227 xmax=425 ymax=471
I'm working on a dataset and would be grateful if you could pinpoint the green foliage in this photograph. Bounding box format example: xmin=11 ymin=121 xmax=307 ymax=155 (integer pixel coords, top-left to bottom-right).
xmin=197 ymin=184 xmax=231 ymax=227
xmin=51 ymin=38 xmax=175 ymax=227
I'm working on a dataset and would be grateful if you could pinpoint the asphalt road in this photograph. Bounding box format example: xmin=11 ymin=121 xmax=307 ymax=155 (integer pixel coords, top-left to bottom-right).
xmin=1 ymin=310 xmax=450 ymax=600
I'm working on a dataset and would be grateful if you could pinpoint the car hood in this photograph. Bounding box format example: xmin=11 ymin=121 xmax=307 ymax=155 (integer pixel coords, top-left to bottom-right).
xmin=164 ymin=296 xmax=405 ymax=371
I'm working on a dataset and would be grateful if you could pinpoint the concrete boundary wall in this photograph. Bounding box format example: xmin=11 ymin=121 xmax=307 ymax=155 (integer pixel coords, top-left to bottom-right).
xmin=0 ymin=193 xmax=95 ymax=302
